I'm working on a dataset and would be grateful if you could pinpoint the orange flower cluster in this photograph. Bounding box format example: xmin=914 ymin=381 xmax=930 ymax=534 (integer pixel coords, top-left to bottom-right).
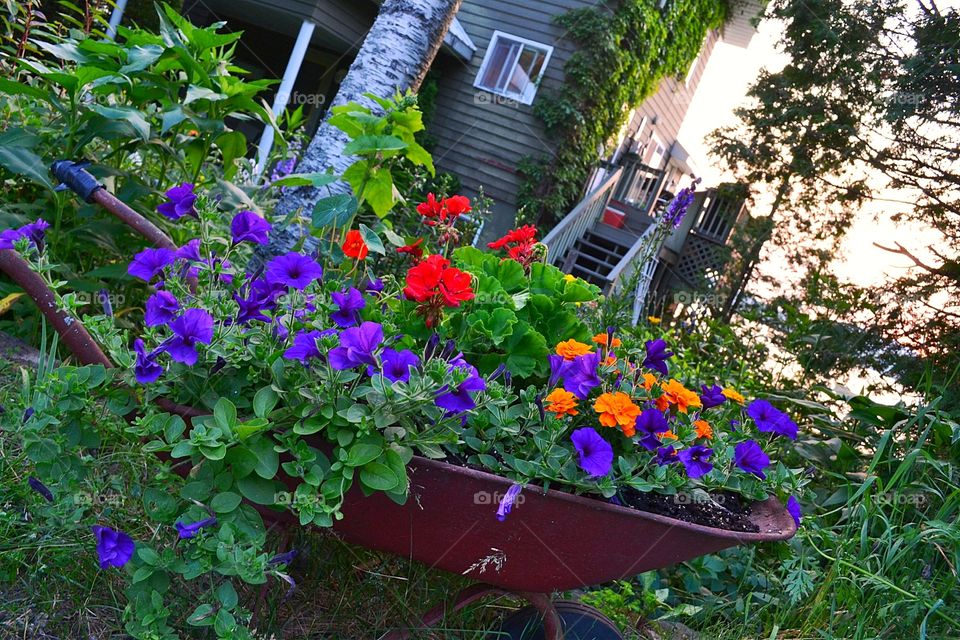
xmin=694 ymin=419 xmax=713 ymax=440
xmin=594 ymin=392 xmax=641 ymax=437
xmin=591 ymin=333 xmax=622 ymax=348
xmin=657 ymin=379 xmax=703 ymax=414
xmin=545 ymin=388 xmax=578 ymax=417
xmin=722 ymin=388 xmax=745 ymax=404
xmin=555 ymin=339 xmax=593 ymax=360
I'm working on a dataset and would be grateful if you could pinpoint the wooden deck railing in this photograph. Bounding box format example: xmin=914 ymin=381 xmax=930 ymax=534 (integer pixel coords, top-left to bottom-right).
xmin=542 ymin=168 xmax=622 ymax=266
xmin=603 ymin=223 xmax=660 ymax=325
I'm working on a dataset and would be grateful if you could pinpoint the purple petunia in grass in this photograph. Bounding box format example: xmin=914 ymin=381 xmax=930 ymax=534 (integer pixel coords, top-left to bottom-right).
xmin=128 ymin=247 xmax=176 ymax=282
xmin=134 ymin=338 xmax=164 ymax=384
xmin=699 ymin=384 xmax=726 ymax=409
xmin=560 ymin=352 xmax=602 ymax=399
xmin=91 ymin=525 xmax=135 ymax=569
xmin=167 ymin=309 xmax=214 ymax=366
xmin=329 ymin=322 xmax=383 ymax=370
xmin=157 ymin=183 xmax=197 ymax=220
xmin=268 ymin=549 xmax=299 ymax=566
xmin=746 ymin=399 xmax=798 ymax=440
xmin=642 ymin=339 xmax=673 ymax=377
xmin=678 ymin=445 xmax=713 ymax=479
xmin=0 ymin=218 xmax=49 ymax=250
xmin=372 ymin=348 xmax=420 ymax=383
xmin=265 ymin=252 xmax=323 ymax=291
xmin=496 ymin=483 xmax=523 ymax=521
xmin=28 ymin=476 xmax=54 ymax=502
xmin=635 ymin=408 xmax=670 ymax=450
xmin=435 ymin=355 xmax=487 ymax=413
xmin=571 ymin=427 xmax=614 ymax=477
xmin=734 ymin=440 xmax=770 ymax=479
xmin=284 ymin=330 xmax=334 ymax=364
xmin=231 ymin=210 xmax=272 ymax=245
xmin=655 ymin=445 xmax=679 ymax=466
xmin=786 ymin=496 xmax=802 ymax=526
xmin=330 ymin=287 xmax=366 ymax=328
xmin=145 ymin=291 xmax=179 ymax=327
xmin=174 ymin=516 xmax=217 ymax=539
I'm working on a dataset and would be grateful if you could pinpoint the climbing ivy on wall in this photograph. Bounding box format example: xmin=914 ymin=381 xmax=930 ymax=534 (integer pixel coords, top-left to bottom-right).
xmin=519 ymin=0 xmax=732 ymax=225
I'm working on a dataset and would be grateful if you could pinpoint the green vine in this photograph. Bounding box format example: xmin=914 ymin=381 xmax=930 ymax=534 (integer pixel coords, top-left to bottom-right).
xmin=520 ymin=0 xmax=732 ymax=225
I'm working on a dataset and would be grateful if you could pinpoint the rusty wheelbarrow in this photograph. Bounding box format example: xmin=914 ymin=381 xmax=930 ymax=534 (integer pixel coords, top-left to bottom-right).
xmin=0 ymin=161 xmax=797 ymax=639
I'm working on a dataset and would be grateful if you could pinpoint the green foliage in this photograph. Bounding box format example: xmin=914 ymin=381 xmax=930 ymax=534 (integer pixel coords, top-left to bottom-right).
xmin=518 ymin=0 xmax=730 ymax=224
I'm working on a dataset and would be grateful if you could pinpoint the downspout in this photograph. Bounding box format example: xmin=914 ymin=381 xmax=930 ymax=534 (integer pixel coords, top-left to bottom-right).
xmin=106 ymin=0 xmax=127 ymax=40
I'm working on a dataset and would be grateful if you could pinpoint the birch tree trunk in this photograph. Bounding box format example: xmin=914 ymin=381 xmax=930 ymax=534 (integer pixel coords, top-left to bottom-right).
xmin=263 ymin=0 xmax=463 ymax=259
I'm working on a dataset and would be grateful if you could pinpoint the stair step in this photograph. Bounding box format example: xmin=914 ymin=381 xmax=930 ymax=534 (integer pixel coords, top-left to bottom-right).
xmin=572 ymin=251 xmax=616 ymax=276
xmin=587 ymin=224 xmax=639 ymax=250
xmin=575 ymin=238 xmax=626 ymax=264
xmin=570 ymin=264 xmax=608 ymax=287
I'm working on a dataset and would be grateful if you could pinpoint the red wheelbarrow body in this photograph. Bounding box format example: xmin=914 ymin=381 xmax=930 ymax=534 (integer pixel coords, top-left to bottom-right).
xmin=332 ymin=455 xmax=796 ymax=593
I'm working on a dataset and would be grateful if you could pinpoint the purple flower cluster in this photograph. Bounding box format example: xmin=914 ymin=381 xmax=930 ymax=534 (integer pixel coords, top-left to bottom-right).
xmin=157 ymin=183 xmax=197 ymax=220
xmin=642 ymin=339 xmax=673 ymax=377
xmin=635 ymin=408 xmax=669 ymax=450
xmin=231 ymin=210 xmax=271 ymax=245
xmin=549 ymin=352 xmax=602 ymax=399
xmin=571 ymin=427 xmax=613 ymax=477
xmin=662 ymin=178 xmax=702 ymax=228
xmin=437 ymin=355 xmax=487 ymax=413
xmin=699 ymin=384 xmax=726 ymax=409
xmin=746 ymin=399 xmax=798 ymax=440
xmin=0 ymin=218 xmax=49 ymax=251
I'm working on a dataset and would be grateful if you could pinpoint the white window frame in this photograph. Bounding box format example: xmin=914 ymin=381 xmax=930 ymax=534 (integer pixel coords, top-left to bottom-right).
xmin=473 ymin=30 xmax=554 ymax=106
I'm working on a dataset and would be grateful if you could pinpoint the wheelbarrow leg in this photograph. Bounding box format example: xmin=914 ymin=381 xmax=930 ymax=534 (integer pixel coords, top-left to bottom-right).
xmin=517 ymin=591 xmax=563 ymax=640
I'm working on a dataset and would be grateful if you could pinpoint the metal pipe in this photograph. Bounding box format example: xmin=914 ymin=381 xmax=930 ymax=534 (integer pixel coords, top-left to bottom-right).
xmin=90 ymin=188 xmax=178 ymax=250
xmin=106 ymin=0 xmax=128 ymax=40
xmin=253 ymin=19 xmax=316 ymax=179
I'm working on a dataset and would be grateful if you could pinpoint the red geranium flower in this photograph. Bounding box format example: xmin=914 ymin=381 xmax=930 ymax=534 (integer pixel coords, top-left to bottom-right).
xmin=488 ymin=225 xmax=537 ymax=250
xmin=404 ymin=254 xmax=449 ymax=302
xmin=417 ymin=193 xmax=444 ymax=224
xmin=396 ymin=238 xmax=425 ymax=262
xmin=438 ymin=267 xmax=474 ymax=307
xmin=342 ymin=229 xmax=368 ymax=260
xmin=403 ymin=254 xmax=474 ymax=327
xmin=416 ymin=194 xmax=472 ymax=226
xmin=443 ymin=195 xmax=472 ymax=217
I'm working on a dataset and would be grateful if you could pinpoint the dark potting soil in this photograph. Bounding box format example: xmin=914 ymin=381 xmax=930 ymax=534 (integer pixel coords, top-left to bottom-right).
xmin=440 ymin=453 xmax=760 ymax=533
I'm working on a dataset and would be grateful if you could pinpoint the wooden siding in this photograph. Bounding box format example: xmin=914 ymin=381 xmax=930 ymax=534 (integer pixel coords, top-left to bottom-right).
xmin=428 ymin=0 xmax=598 ymax=218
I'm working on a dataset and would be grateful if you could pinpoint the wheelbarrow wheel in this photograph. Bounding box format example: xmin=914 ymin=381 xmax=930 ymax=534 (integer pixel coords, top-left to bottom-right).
xmin=495 ymin=600 xmax=623 ymax=640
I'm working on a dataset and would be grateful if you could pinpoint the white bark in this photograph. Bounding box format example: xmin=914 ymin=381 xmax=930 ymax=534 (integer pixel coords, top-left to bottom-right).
xmin=263 ymin=0 xmax=463 ymax=258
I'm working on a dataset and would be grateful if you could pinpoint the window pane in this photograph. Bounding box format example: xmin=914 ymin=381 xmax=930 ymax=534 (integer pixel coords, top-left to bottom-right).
xmin=479 ymin=38 xmax=521 ymax=91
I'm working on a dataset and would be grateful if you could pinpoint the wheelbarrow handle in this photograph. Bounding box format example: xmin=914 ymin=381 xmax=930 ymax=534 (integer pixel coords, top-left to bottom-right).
xmin=51 ymin=160 xmax=178 ymax=250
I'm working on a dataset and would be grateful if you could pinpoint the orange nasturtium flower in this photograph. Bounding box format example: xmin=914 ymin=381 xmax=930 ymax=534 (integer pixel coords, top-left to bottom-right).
xmin=544 ymin=388 xmax=578 ymax=417
xmin=342 ymin=229 xmax=369 ymax=260
xmin=694 ymin=419 xmax=714 ymax=440
xmin=594 ymin=392 xmax=641 ymax=436
xmin=722 ymin=387 xmax=745 ymax=404
xmin=591 ymin=333 xmax=623 ymax=348
xmin=556 ymin=339 xmax=593 ymax=360
xmin=660 ymin=379 xmax=703 ymax=414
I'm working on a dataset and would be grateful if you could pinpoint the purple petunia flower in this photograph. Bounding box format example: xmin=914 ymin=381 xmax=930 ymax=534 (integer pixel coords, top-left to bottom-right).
xmin=746 ymin=399 xmax=798 ymax=440
xmin=329 ymin=322 xmax=383 ymax=370
xmin=436 ymin=355 xmax=487 ymax=413
xmin=145 ymin=291 xmax=179 ymax=327
xmin=330 ymin=287 xmax=366 ymax=328
xmin=561 ymin=352 xmax=602 ymax=399
xmin=28 ymin=476 xmax=54 ymax=502
xmin=265 ymin=252 xmax=323 ymax=291
xmin=371 ymin=348 xmax=420 ymax=383
xmin=699 ymin=384 xmax=726 ymax=410
xmin=678 ymin=445 xmax=713 ymax=479
xmin=734 ymin=440 xmax=770 ymax=479
xmin=268 ymin=549 xmax=299 ymax=566
xmin=547 ymin=354 xmax=567 ymax=388
xmin=571 ymin=427 xmax=614 ymax=477
xmin=496 ymin=483 xmax=523 ymax=521
xmin=655 ymin=445 xmax=679 ymax=466
xmin=167 ymin=309 xmax=214 ymax=366
xmin=174 ymin=516 xmax=217 ymax=539
xmin=786 ymin=496 xmax=802 ymax=526
xmin=91 ymin=525 xmax=135 ymax=569
xmin=642 ymin=339 xmax=673 ymax=377
xmin=635 ymin=408 xmax=670 ymax=450
xmin=157 ymin=183 xmax=197 ymax=220
xmin=0 ymin=218 xmax=50 ymax=251
xmin=231 ymin=210 xmax=272 ymax=245
xmin=283 ymin=330 xmax=329 ymax=364
xmin=175 ymin=238 xmax=201 ymax=263
xmin=128 ymin=247 xmax=177 ymax=282
xmin=134 ymin=338 xmax=164 ymax=384
xmin=363 ymin=278 xmax=385 ymax=294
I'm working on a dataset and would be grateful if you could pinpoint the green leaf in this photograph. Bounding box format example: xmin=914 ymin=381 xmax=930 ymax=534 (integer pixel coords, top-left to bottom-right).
xmin=360 ymin=462 xmax=400 ymax=491
xmin=362 ymin=167 xmax=396 ymax=217
xmin=271 ymin=172 xmax=338 ymax=188
xmin=503 ymin=322 xmax=549 ymax=378
xmin=237 ymin=475 xmax=279 ymax=505
xmin=164 ymin=414 xmax=186 ymax=444
xmin=120 ymin=44 xmax=164 ymax=74
xmin=143 ymin=487 xmax=178 ymax=520
xmin=88 ymin=104 xmax=150 ymax=141
xmin=253 ymin=387 xmax=279 ymax=419
xmin=211 ymin=491 xmax=242 ymax=513
xmin=0 ymin=79 xmax=48 ymax=101
xmin=404 ymin=140 xmax=435 ymax=175
xmin=311 ymin=193 xmax=358 ymax=230
xmin=187 ymin=604 xmax=215 ymax=626
xmin=137 ymin=546 xmax=161 ymax=566
xmin=347 ymin=440 xmax=384 ymax=467
xmin=248 ymin=436 xmax=279 ymax=479
xmin=0 ymin=145 xmax=54 ymax=189
xmin=343 ymin=134 xmax=408 ymax=155
xmin=216 ymin=582 xmax=238 ymax=609
xmin=184 ymin=85 xmax=227 ymax=105
xmin=213 ymin=398 xmax=237 ymax=432
xmin=216 ymin=131 xmax=247 ymax=180
xmin=358 ymin=224 xmax=386 ymax=255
